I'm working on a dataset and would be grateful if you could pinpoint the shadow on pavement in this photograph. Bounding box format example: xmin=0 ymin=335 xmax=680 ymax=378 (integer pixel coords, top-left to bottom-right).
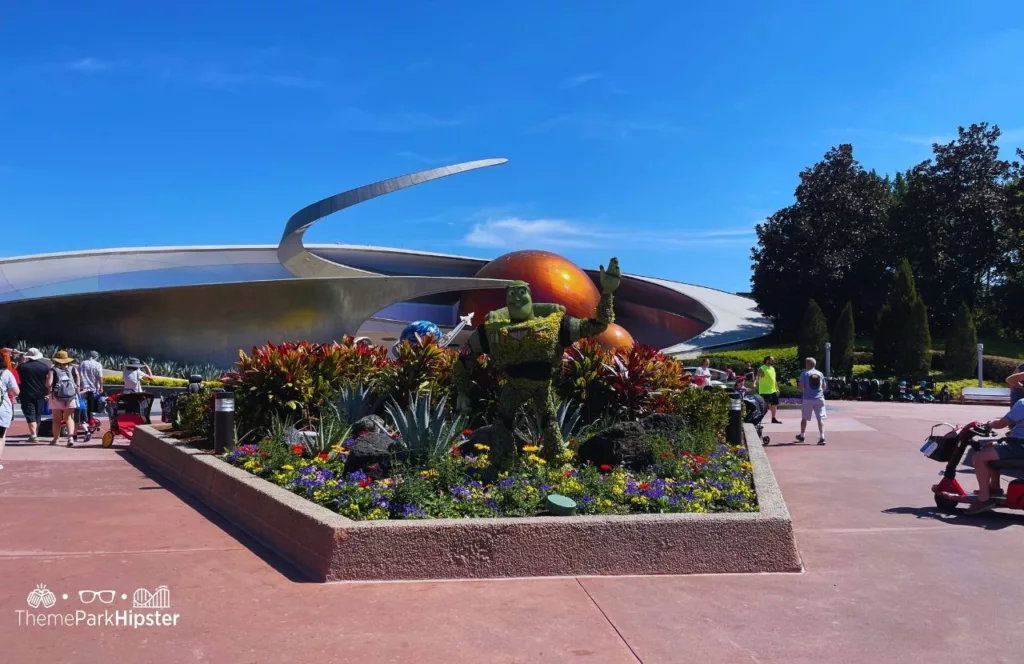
xmin=883 ymin=505 xmax=1024 ymax=531
xmin=114 ymin=450 xmax=313 ymax=583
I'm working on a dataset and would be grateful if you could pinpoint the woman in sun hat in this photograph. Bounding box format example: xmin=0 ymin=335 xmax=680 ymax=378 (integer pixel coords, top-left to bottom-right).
xmin=122 ymin=358 xmax=153 ymax=394
xmin=44 ymin=350 xmax=81 ymax=447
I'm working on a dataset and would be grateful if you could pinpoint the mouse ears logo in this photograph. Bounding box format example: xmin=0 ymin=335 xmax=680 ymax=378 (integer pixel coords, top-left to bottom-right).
xmin=26 ymin=584 xmax=57 ymax=609
xmin=133 ymin=586 xmax=170 ymax=609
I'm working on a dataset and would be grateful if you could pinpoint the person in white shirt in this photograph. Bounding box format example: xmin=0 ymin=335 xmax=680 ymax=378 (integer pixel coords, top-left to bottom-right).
xmin=0 ymin=358 xmax=21 ymax=471
xmin=797 ymin=357 xmax=828 ymax=445
xmin=693 ymin=359 xmax=713 ymax=388
xmin=122 ymin=358 xmax=153 ymax=393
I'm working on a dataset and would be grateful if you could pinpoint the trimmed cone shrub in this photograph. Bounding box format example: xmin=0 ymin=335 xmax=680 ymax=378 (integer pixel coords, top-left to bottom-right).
xmin=797 ymin=299 xmax=829 ymax=371
xmin=945 ymin=303 xmax=978 ymax=378
xmin=831 ymin=302 xmax=855 ymax=377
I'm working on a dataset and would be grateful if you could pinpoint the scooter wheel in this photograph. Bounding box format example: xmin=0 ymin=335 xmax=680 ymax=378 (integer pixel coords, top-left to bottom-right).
xmin=934 ymin=494 xmax=959 ymax=512
xmin=762 ymin=436 xmax=770 ymax=446
xmin=101 ymin=431 xmax=115 ymax=448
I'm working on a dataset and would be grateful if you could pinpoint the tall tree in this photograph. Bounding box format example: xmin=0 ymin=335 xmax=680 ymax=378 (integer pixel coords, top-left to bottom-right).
xmin=797 ymin=299 xmax=829 ymax=369
xmin=831 ymin=302 xmax=856 ymax=377
xmin=751 ymin=144 xmax=891 ymax=337
xmin=874 ymin=259 xmax=927 ymax=376
xmin=890 ymin=124 xmax=1015 ymax=334
xmin=906 ymin=298 xmax=932 ymax=377
xmin=990 ymin=148 xmax=1024 ymax=339
xmin=946 ymin=303 xmax=978 ymax=378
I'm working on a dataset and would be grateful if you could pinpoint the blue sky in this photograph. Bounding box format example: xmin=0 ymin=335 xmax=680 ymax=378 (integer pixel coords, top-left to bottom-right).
xmin=2 ymin=2 xmax=1022 ymax=293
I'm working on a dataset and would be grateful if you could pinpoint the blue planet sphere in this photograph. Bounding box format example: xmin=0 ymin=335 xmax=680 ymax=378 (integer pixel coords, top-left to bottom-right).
xmin=399 ymin=320 xmax=443 ymax=347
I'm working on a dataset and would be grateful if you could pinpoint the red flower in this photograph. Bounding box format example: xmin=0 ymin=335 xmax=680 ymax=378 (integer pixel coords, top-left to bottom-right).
xmin=358 ymin=478 xmax=372 ymax=488
xmin=638 ymin=482 xmax=651 ymax=491
xmin=259 ymin=452 xmax=269 ymax=458
xmin=599 ymin=464 xmax=613 ymax=472
xmin=462 ymin=428 xmax=474 ymax=436
xmin=390 ymin=431 xmax=400 ymax=440
xmin=291 ymin=445 xmax=304 ymax=455
xmin=451 ymin=445 xmax=462 ymax=457
xmin=695 ymin=455 xmax=707 ymax=465
xmin=317 ymin=452 xmax=329 ymax=461
xmin=563 ymin=470 xmax=573 ymax=477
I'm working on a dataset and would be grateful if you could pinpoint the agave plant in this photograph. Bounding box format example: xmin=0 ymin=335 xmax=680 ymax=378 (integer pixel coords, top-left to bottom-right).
xmin=515 ymin=397 xmax=584 ymax=447
xmin=337 ymin=381 xmax=377 ymax=424
xmin=383 ymin=391 xmax=466 ymax=465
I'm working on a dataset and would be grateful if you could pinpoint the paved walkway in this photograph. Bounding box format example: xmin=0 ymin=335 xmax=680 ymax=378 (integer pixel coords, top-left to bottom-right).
xmin=2 ymin=401 xmax=1023 ymax=663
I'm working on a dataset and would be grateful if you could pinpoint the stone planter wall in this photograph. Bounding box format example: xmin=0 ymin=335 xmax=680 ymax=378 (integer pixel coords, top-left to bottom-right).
xmin=130 ymin=424 xmax=802 ymax=581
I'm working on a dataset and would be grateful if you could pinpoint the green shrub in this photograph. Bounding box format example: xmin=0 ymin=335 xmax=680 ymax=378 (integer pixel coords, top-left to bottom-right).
xmin=702 ymin=347 xmax=801 ymax=383
xmin=906 ymin=298 xmax=932 ymax=377
xmin=174 ymin=391 xmax=212 ymax=441
xmin=668 ymin=388 xmax=730 ymax=439
xmin=831 ymin=302 xmax=856 ymax=376
xmin=946 ymin=304 xmax=978 ymax=378
xmin=797 ymin=299 xmax=829 ymax=368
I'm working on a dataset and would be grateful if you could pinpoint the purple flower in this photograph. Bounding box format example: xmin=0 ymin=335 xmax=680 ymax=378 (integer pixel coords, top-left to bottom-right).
xmin=540 ymin=483 xmax=552 ymax=493
xmin=498 ymin=477 xmax=517 ymax=489
xmin=451 ymin=485 xmax=472 ymax=500
xmin=401 ymin=504 xmax=427 ymax=518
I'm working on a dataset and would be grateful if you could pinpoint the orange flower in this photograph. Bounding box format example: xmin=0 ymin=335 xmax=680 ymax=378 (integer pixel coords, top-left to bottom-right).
xmin=451 ymin=444 xmax=462 ymax=457
xmin=291 ymin=445 xmax=304 ymax=455
xmin=660 ymin=452 xmax=675 ymax=459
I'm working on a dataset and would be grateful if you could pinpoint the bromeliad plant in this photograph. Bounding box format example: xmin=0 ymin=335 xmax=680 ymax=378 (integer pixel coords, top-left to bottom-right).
xmin=384 ymin=391 xmax=466 ymax=466
xmin=516 ymin=397 xmax=584 ymax=445
xmin=373 ymin=336 xmax=458 ymax=410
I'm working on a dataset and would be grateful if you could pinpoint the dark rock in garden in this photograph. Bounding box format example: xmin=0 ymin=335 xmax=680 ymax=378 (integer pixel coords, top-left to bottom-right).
xmin=350 ymin=415 xmax=388 ymax=437
xmin=457 ymin=425 xmax=532 ymax=457
xmin=575 ymin=421 xmax=650 ymax=469
xmin=343 ymin=430 xmax=402 ymax=477
xmin=640 ymin=413 xmax=687 ymax=436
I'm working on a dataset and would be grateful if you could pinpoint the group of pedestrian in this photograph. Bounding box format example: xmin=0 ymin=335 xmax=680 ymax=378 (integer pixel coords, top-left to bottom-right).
xmin=0 ymin=348 xmax=152 ymax=471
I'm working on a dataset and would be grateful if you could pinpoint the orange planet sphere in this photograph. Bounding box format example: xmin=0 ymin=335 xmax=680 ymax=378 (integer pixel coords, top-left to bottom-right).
xmin=458 ymin=250 xmax=600 ymax=320
xmin=593 ymin=323 xmax=634 ymax=351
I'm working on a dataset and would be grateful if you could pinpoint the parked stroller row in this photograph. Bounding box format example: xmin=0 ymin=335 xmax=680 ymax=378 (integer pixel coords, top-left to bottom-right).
xmin=824 ymin=377 xmax=951 ymax=404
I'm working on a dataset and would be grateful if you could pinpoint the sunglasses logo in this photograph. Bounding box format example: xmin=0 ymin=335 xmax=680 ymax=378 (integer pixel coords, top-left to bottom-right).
xmin=79 ymin=590 xmax=116 ymax=604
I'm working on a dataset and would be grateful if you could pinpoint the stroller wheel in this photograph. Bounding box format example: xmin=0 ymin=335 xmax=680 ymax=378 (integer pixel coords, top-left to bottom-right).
xmin=101 ymin=431 xmax=115 ymax=448
xmin=762 ymin=435 xmax=771 ymax=446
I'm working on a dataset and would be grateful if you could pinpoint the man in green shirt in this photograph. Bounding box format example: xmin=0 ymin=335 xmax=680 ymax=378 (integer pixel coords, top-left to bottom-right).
xmin=756 ymin=355 xmax=783 ymax=424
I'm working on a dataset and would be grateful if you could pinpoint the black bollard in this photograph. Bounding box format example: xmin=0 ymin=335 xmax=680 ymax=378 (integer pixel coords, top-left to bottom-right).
xmin=727 ymin=390 xmax=743 ymax=446
xmin=213 ymin=391 xmax=235 ymax=454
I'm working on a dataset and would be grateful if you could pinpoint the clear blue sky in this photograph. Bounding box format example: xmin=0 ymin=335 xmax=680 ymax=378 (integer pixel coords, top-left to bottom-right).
xmin=2 ymin=2 xmax=1022 ymax=293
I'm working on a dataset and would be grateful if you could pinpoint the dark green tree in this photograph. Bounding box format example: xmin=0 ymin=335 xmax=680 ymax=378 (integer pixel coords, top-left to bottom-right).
xmin=905 ymin=298 xmax=932 ymax=377
xmin=889 ymin=124 xmax=1015 ymax=334
xmin=945 ymin=303 xmax=978 ymax=378
xmin=751 ymin=144 xmax=892 ymax=337
xmin=874 ymin=259 xmax=929 ymax=377
xmin=831 ymin=302 xmax=856 ymax=376
xmin=797 ymin=299 xmax=829 ymax=368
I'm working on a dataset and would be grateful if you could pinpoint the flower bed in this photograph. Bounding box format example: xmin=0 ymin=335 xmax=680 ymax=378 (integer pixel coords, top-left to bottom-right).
xmin=223 ymin=437 xmax=757 ymax=521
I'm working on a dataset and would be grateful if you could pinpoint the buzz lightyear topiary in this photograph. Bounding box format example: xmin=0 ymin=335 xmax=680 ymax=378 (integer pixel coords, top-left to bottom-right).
xmin=455 ymin=258 xmax=621 ymax=469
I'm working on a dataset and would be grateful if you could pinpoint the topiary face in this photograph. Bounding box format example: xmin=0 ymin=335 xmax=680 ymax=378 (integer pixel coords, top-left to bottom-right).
xmin=506 ymin=282 xmax=534 ymax=322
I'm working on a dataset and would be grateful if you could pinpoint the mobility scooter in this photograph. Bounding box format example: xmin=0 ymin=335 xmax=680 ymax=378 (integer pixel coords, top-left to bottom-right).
xmin=922 ymin=421 xmax=1024 ymax=512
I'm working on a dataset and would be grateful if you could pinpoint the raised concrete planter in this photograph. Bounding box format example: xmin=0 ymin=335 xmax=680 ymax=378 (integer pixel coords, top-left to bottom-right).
xmin=130 ymin=423 xmax=802 ymax=582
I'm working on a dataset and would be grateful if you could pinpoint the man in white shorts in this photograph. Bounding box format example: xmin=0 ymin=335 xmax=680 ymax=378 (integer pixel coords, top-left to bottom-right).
xmin=796 ymin=357 xmax=828 ymax=445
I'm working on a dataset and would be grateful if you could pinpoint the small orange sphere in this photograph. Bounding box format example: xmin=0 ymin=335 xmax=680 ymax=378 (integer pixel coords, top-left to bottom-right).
xmin=593 ymin=323 xmax=634 ymax=351
xmin=458 ymin=250 xmax=600 ymax=320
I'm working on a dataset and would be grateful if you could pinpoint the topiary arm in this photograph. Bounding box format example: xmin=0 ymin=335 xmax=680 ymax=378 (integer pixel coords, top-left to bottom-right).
xmin=565 ymin=291 xmax=614 ymax=343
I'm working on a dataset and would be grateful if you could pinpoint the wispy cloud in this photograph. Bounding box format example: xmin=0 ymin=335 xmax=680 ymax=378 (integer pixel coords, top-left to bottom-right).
xmin=562 ymin=72 xmax=603 ymax=89
xmin=463 ymin=217 xmax=755 ymax=250
xmin=525 ymin=114 xmax=683 ymax=140
xmin=193 ymin=66 xmax=323 ymax=90
xmin=66 ymin=57 xmax=111 ymax=72
xmin=397 ymin=150 xmax=457 ymax=165
xmin=340 ymin=107 xmax=465 ymax=132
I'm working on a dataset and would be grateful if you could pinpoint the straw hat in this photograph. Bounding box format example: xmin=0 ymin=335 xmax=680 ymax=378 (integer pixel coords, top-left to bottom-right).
xmin=52 ymin=350 xmax=75 ymax=365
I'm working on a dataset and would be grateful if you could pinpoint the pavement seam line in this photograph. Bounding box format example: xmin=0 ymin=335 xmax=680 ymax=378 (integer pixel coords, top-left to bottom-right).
xmin=575 ymin=577 xmax=644 ymax=664
xmin=0 ymin=546 xmax=244 ymax=558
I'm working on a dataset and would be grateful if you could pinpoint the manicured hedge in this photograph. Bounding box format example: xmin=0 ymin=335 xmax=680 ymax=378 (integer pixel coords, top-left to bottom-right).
xmin=103 ymin=375 xmax=223 ymax=388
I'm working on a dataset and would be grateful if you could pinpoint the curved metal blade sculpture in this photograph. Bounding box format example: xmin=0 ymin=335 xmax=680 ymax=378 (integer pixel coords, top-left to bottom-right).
xmin=275 ymin=158 xmax=512 ymax=336
xmin=278 ymin=158 xmax=507 ymax=278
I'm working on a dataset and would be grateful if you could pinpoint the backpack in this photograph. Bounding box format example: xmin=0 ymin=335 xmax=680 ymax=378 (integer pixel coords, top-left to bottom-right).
xmin=808 ymin=373 xmax=821 ymax=390
xmin=52 ymin=367 xmax=77 ymax=400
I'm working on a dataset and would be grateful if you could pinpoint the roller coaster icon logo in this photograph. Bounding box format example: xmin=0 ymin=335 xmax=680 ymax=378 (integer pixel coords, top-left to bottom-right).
xmin=132 ymin=586 xmax=171 ymax=609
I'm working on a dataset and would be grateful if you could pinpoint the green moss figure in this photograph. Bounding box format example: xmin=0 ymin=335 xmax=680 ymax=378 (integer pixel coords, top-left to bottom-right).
xmin=456 ymin=258 xmax=621 ymax=468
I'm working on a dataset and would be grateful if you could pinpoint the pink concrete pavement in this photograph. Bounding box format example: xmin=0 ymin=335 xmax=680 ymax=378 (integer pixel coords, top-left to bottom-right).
xmin=2 ymin=401 xmax=1023 ymax=663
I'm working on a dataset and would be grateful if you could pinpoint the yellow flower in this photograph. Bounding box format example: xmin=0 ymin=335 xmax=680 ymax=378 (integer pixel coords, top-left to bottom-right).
xmin=281 ymin=464 xmax=294 ymax=471
xmin=473 ymin=443 xmax=490 ymax=452
xmin=420 ymin=469 xmax=439 ymax=479
xmin=522 ymin=445 xmax=540 ymax=453
xmin=526 ymin=454 xmax=547 ymax=465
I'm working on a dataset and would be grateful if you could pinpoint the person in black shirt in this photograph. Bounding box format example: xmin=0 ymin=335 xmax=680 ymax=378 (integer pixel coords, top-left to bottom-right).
xmin=17 ymin=348 xmax=50 ymax=443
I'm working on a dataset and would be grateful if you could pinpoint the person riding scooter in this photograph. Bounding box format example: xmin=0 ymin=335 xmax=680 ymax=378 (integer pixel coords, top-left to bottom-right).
xmin=965 ymin=396 xmax=1024 ymax=515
